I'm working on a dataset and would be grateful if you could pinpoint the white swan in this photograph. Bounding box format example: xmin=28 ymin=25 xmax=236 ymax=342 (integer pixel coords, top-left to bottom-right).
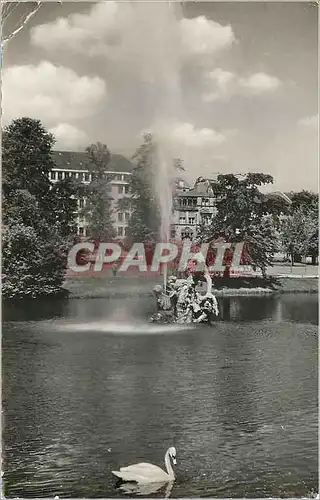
xmin=112 ymin=447 xmax=177 ymax=484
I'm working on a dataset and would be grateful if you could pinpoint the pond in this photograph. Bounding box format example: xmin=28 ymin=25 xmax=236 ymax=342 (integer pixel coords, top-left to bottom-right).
xmin=2 ymin=292 xmax=318 ymax=498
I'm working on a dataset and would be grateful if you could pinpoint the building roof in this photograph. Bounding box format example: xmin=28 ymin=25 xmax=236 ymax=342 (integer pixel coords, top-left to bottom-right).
xmin=176 ymin=189 xmax=201 ymax=197
xmin=52 ymin=150 xmax=134 ymax=173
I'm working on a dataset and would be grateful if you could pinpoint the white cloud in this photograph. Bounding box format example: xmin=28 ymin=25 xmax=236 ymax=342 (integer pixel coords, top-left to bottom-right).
xmin=49 ymin=123 xmax=88 ymax=150
xmin=203 ymin=69 xmax=282 ymax=102
xmin=2 ymin=61 xmax=107 ymax=126
xmin=31 ymin=4 xmax=235 ymax=67
xmin=179 ymin=16 xmax=235 ymax=55
xmin=31 ymin=2 xmax=121 ymax=55
xmin=203 ymin=68 xmax=237 ymax=102
xmin=297 ymin=115 xmax=318 ymax=128
xmin=239 ymin=72 xmax=281 ymax=94
xmin=169 ymin=121 xmax=226 ymax=148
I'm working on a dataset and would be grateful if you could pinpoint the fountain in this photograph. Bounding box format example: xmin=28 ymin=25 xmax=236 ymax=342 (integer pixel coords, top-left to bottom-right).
xmin=130 ymin=2 xmax=185 ymax=292
xmin=125 ymin=3 xmax=219 ymax=323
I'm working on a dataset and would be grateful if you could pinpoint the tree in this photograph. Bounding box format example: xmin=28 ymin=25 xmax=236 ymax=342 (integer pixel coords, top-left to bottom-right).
xmin=46 ymin=177 xmax=79 ymax=238
xmin=203 ymin=173 xmax=282 ymax=278
xmin=126 ymin=135 xmax=184 ymax=243
xmin=287 ymin=190 xmax=318 ymax=213
xmin=128 ymin=134 xmax=161 ymax=242
xmin=3 ymin=117 xmax=55 ymax=201
xmin=281 ymin=204 xmax=318 ymax=265
xmin=2 ymin=117 xmax=77 ymax=299
xmin=83 ymin=142 xmax=115 ymax=241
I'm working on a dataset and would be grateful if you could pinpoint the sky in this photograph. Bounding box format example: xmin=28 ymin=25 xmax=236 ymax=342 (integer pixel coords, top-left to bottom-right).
xmin=2 ymin=1 xmax=319 ymax=192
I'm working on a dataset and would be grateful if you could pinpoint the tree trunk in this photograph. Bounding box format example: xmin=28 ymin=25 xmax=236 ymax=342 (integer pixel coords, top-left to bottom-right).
xmin=290 ymin=252 xmax=294 ymax=267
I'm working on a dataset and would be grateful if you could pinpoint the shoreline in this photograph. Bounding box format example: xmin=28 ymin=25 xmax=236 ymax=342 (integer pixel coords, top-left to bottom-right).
xmin=62 ymin=275 xmax=318 ymax=299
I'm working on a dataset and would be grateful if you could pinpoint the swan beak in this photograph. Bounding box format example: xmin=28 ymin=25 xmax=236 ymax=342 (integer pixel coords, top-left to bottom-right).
xmin=172 ymin=457 xmax=177 ymax=465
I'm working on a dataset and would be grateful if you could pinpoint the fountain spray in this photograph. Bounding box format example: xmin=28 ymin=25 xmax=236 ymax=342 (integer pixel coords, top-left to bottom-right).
xmin=140 ymin=1 xmax=184 ymax=293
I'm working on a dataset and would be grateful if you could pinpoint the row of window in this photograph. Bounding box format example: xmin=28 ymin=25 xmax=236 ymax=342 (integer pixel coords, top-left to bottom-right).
xmin=177 ymin=197 xmax=214 ymax=208
xmin=78 ymin=226 xmax=129 ymax=238
xmin=117 ymin=226 xmax=129 ymax=237
xmin=50 ymin=170 xmax=130 ymax=183
xmin=179 ymin=216 xmax=196 ymax=225
xmin=178 ymin=214 xmax=212 ymax=225
xmin=118 ymin=212 xmax=130 ymax=222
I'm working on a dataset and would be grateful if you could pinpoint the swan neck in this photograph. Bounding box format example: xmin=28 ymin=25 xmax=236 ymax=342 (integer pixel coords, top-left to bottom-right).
xmin=165 ymin=450 xmax=175 ymax=479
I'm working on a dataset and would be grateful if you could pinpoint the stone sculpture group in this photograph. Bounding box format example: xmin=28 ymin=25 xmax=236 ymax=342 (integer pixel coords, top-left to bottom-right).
xmin=150 ymin=272 xmax=219 ymax=325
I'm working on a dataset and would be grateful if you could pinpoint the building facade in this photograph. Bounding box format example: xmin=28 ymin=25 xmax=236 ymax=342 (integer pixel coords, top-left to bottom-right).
xmin=49 ymin=154 xmax=292 ymax=243
xmin=171 ymin=178 xmax=217 ymax=240
xmin=50 ymin=151 xmax=133 ymax=237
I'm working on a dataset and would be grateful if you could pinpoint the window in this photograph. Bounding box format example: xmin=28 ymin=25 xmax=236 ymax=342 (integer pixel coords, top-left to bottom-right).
xmin=71 ymin=172 xmax=77 ymax=179
xmin=58 ymin=171 xmax=63 ymax=180
xmin=79 ymin=198 xmax=85 ymax=209
xmin=118 ymin=186 xmax=124 ymax=195
xmin=125 ymin=212 xmax=130 ymax=222
xmin=84 ymin=172 xmax=90 ymax=182
xmin=179 ymin=216 xmax=186 ymax=223
xmin=124 ymin=185 xmax=130 ymax=194
xmin=189 ymin=217 xmax=196 ymax=225
xmin=117 ymin=227 xmax=124 ymax=237
xmin=78 ymin=172 xmax=84 ymax=182
xmin=118 ymin=212 xmax=123 ymax=222
xmin=50 ymin=171 xmax=56 ymax=180
xmin=124 ymin=227 xmax=129 ymax=236
xmin=181 ymin=230 xmax=193 ymax=240
xmin=79 ymin=227 xmax=84 ymax=236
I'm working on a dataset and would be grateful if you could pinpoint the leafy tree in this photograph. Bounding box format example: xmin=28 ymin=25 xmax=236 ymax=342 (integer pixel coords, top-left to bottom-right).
xmin=203 ymin=173 xmax=282 ymax=278
xmin=3 ymin=117 xmax=55 ymax=202
xmin=2 ymin=117 xmax=77 ymax=298
xmin=281 ymin=190 xmax=318 ymax=264
xmin=46 ymin=177 xmax=78 ymax=238
xmin=126 ymin=135 xmax=184 ymax=243
xmin=83 ymin=142 xmax=115 ymax=241
xmin=127 ymin=134 xmax=161 ymax=242
xmin=281 ymin=205 xmax=318 ymax=265
xmin=287 ymin=190 xmax=318 ymax=213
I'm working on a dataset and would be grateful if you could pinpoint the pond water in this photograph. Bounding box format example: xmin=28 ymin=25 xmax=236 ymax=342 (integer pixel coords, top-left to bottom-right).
xmin=2 ymin=292 xmax=318 ymax=498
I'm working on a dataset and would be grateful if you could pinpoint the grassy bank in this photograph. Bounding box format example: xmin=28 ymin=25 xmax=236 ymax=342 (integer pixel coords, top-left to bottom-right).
xmin=63 ymin=274 xmax=318 ymax=298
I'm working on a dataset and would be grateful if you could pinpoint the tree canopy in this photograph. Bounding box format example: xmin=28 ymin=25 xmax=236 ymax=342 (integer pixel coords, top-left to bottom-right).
xmin=201 ymin=173 xmax=285 ymax=276
xmin=2 ymin=117 xmax=77 ymax=298
xmin=82 ymin=142 xmax=115 ymax=241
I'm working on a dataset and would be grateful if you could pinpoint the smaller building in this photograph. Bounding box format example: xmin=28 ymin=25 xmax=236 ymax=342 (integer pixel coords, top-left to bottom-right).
xmin=171 ymin=178 xmax=217 ymax=240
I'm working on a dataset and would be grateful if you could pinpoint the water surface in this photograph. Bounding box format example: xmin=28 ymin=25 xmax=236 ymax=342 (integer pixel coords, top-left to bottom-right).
xmin=3 ymin=293 xmax=318 ymax=498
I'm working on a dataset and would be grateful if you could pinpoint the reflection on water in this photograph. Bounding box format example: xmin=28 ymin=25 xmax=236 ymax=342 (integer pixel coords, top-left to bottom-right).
xmin=3 ymin=293 xmax=319 ymax=325
xmin=2 ymin=292 xmax=318 ymax=498
xmin=118 ymin=480 xmax=174 ymax=497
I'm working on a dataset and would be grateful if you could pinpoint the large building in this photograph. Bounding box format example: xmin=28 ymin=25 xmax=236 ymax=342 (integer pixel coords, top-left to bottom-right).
xmin=51 ymin=151 xmax=133 ymax=237
xmin=49 ymin=153 xmax=292 ymax=242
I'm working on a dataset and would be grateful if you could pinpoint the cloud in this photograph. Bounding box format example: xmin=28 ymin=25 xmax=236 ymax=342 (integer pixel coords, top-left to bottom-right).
xmin=203 ymin=69 xmax=282 ymax=102
xmin=297 ymin=115 xmax=318 ymax=128
xmin=179 ymin=16 xmax=236 ymax=55
xmin=239 ymin=72 xmax=281 ymax=94
xmin=49 ymin=123 xmax=88 ymax=150
xmin=31 ymin=2 xmax=121 ymax=55
xmin=31 ymin=3 xmax=235 ymax=66
xmin=169 ymin=121 xmax=227 ymax=148
xmin=2 ymin=61 xmax=107 ymax=126
xmin=144 ymin=120 xmax=227 ymax=150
